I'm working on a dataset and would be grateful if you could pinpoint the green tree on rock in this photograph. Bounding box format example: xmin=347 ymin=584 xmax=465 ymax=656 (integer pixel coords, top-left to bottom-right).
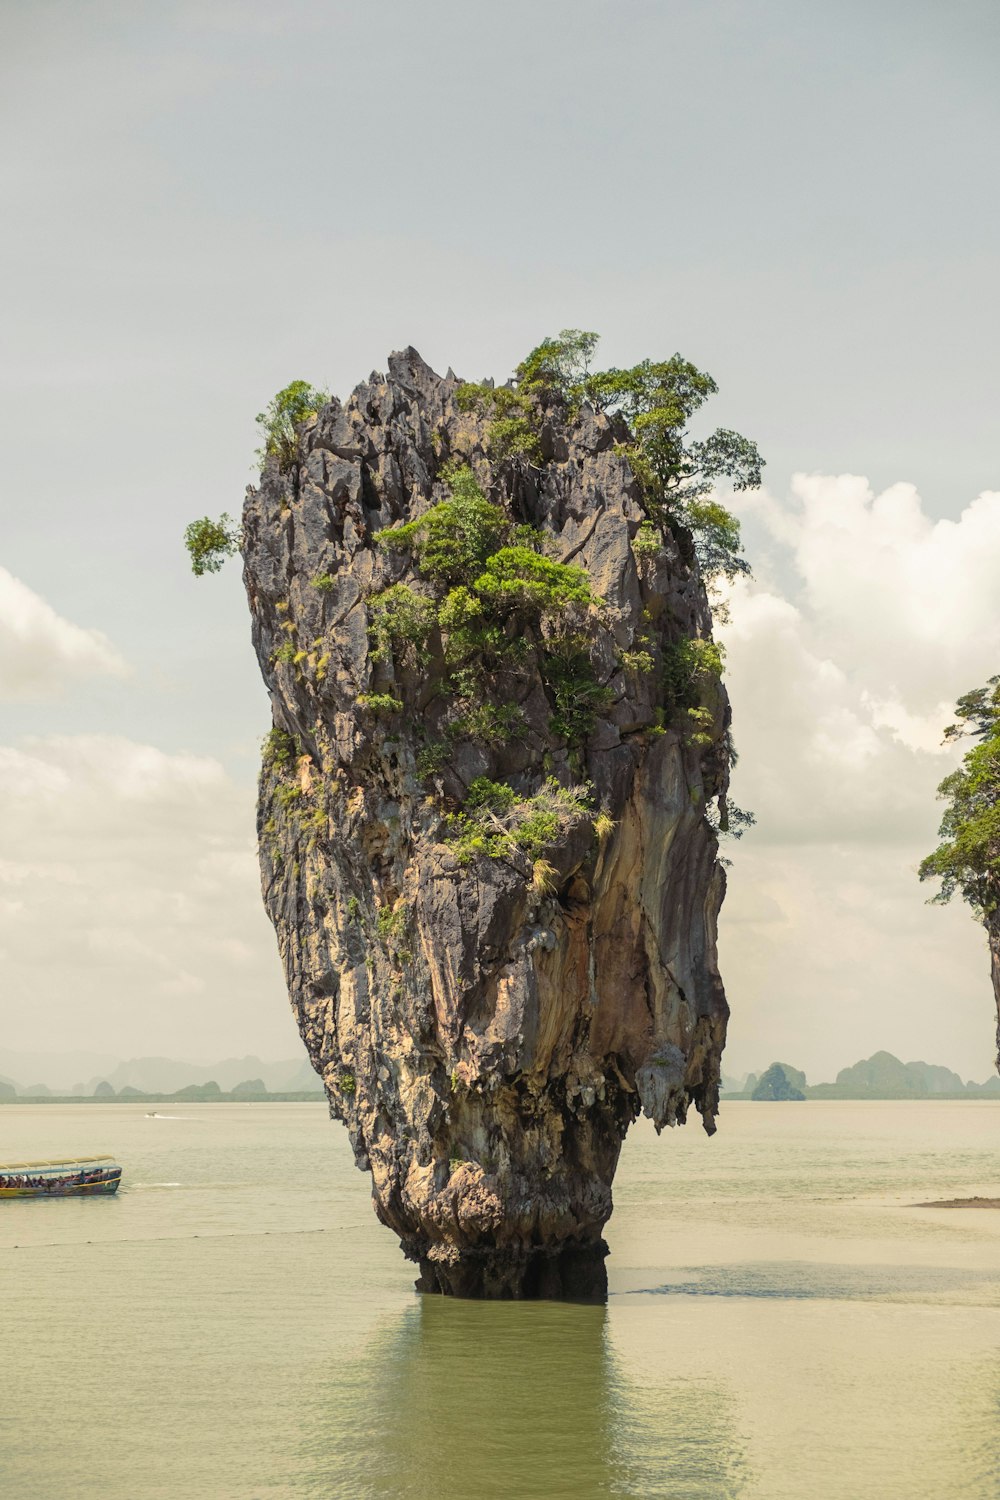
xmin=255 ymin=380 xmax=329 ymax=470
xmin=920 ymin=674 xmax=1000 ymax=1062
xmin=515 ymin=331 xmax=762 ymax=584
xmin=920 ymin=676 xmax=1000 ymax=915
xmin=185 ymin=378 xmax=328 ymax=576
xmin=184 ymin=514 xmax=240 ymax=576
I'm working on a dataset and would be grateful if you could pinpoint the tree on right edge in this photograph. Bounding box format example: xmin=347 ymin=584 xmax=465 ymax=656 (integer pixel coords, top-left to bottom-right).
xmin=920 ymin=675 xmax=1000 ymax=1066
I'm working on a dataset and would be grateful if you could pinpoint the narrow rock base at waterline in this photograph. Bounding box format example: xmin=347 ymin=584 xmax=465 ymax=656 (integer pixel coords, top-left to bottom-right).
xmin=413 ymin=1240 xmax=610 ymax=1301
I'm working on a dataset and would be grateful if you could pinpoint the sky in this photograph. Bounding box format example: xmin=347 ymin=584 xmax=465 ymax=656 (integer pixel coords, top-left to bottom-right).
xmin=1 ymin=0 xmax=999 ymax=1080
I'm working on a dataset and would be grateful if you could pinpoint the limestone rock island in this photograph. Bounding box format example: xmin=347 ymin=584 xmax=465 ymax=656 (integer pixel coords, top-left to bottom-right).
xmin=242 ymin=346 xmax=740 ymax=1297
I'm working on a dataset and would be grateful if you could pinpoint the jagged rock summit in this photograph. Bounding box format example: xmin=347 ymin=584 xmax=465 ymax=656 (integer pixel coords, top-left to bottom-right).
xmin=243 ymin=348 xmax=733 ymax=1298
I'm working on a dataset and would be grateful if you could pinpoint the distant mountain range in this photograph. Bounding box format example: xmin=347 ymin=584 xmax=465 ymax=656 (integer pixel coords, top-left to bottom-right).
xmin=0 ymin=1050 xmax=323 ymax=1100
xmin=722 ymin=1051 xmax=1000 ymax=1100
xmin=5 ymin=1046 xmax=997 ymax=1104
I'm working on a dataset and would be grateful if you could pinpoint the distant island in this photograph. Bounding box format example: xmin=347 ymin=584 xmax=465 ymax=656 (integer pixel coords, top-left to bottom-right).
xmin=0 ymin=1051 xmax=325 ymax=1103
xmin=0 ymin=1081 xmax=325 ymax=1105
xmin=723 ymin=1051 xmax=1000 ymax=1100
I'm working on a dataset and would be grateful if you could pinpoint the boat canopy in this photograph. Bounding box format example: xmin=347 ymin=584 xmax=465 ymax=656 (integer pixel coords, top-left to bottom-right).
xmin=0 ymin=1156 xmax=117 ymax=1172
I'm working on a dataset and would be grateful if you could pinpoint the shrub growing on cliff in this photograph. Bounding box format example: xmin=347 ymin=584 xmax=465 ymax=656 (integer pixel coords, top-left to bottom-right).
xmin=378 ymin=464 xmax=507 ymax=583
xmin=446 ymin=777 xmax=592 ymax=866
xmin=262 ymin=727 xmax=297 ymax=769
xmin=357 ymin=692 xmax=404 ymax=716
xmin=707 ymin=799 xmax=756 ymax=839
xmin=474 ymin=548 xmax=599 ymax=614
xmin=631 ymin=522 xmax=662 ymax=559
xmin=515 ymin=329 xmax=599 ymax=400
xmin=507 ymin=333 xmax=761 ymax=584
xmin=456 ymin=384 xmax=542 ymax=463
xmin=920 ymin=675 xmax=1000 ymax=916
xmin=662 ymin=637 xmax=724 ymax=710
xmin=543 ymin=639 xmax=615 ymax=744
xmin=446 ymin=702 xmax=526 ymax=746
xmin=255 ymin=380 xmax=329 ymax=470
xmin=373 ymin=465 xmax=607 ymax=751
xmin=368 ymin=584 xmax=437 ymax=664
xmin=184 ymin=514 xmax=240 ymax=575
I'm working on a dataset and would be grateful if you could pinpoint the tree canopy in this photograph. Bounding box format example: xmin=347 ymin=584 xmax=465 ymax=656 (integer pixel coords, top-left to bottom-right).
xmin=183 ymin=514 xmax=240 ymax=576
xmin=513 ymin=330 xmax=763 ymax=583
xmin=255 ymin=379 xmax=329 ymax=470
xmin=920 ymin=674 xmax=1000 ymax=917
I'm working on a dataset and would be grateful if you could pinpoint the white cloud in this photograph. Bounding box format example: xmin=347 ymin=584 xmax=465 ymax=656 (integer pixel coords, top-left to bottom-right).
xmin=718 ymin=476 xmax=1000 ymax=1082
xmin=0 ymin=733 xmax=294 ymax=1060
xmin=0 ymin=566 xmax=128 ymax=699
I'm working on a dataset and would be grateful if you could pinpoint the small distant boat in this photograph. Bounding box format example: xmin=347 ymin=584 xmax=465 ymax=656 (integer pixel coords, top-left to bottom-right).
xmin=0 ymin=1156 xmax=122 ymax=1198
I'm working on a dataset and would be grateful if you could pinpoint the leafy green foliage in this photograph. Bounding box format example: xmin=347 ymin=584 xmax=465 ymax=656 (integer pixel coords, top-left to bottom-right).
xmin=631 ymin=522 xmax=662 ymax=559
xmin=466 ymin=777 xmax=519 ymax=814
xmin=619 ymin=649 xmax=655 ymax=675
xmin=515 ymin=330 xmax=599 ymax=400
xmin=367 ymin=583 xmax=437 ymax=664
xmin=446 ymin=703 xmax=526 ymax=745
xmin=943 ymin=676 xmax=1000 ymax=743
xmin=484 ymin=411 xmax=542 ymax=462
xmin=376 ymin=903 xmax=411 ymax=945
xmin=681 ymin=499 xmax=747 ymax=582
xmin=458 ymin=332 xmax=601 ymax=458
xmin=311 ymin=572 xmax=336 ymax=592
xmin=474 ymin=548 xmax=599 ymax=614
xmin=660 ymin=638 xmax=726 ymax=747
xmin=373 ymin=465 xmax=606 ymax=749
xmin=455 ymin=383 xmax=542 ymax=462
xmin=708 ymin=800 xmax=756 ymax=839
xmin=184 ymin=514 xmax=240 ymax=576
xmin=255 ymin=380 xmax=329 ymax=470
xmin=513 ymin=333 xmax=761 ymax=582
xmin=920 ymin=676 xmax=1000 ymax=916
xmin=377 ymin=464 xmax=508 ymax=583
xmin=446 ymin=777 xmax=592 ymax=865
xmin=262 ymin=727 xmax=296 ymax=770
xmin=356 ymin=692 xmax=404 ymax=716
xmin=543 ymin=640 xmax=615 ymax=744
xmin=416 ymin=740 xmax=450 ymax=777
xmin=437 ymin=586 xmax=517 ymax=669
xmin=662 ymin=637 xmax=725 ymax=712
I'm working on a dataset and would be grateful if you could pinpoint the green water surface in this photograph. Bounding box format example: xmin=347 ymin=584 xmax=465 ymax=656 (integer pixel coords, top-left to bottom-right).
xmin=3 ymin=1100 xmax=1000 ymax=1498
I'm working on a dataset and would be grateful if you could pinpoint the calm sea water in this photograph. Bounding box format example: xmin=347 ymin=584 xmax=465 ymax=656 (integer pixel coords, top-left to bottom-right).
xmin=3 ymin=1100 xmax=1000 ymax=1499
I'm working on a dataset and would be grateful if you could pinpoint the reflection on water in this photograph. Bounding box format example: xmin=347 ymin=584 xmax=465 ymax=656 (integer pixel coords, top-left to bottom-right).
xmin=302 ymin=1297 xmax=748 ymax=1500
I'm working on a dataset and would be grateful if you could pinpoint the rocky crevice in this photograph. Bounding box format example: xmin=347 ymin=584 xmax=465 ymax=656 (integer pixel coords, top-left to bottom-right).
xmin=242 ymin=348 xmax=732 ymax=1298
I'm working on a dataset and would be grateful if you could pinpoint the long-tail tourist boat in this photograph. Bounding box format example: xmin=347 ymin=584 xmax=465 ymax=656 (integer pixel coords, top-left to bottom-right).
xmin=0 ymin=1157 xmax=122 ymax=1198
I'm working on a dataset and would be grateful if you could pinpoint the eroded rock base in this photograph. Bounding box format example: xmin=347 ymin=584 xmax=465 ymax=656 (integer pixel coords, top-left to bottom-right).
xmin=414 ymin=1241 xmax=609 ymax=1302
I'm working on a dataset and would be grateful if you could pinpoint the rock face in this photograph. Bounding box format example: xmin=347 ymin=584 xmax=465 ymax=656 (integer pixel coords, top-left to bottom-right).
xmin=242 ymin=349 xmax=732 ymax=1298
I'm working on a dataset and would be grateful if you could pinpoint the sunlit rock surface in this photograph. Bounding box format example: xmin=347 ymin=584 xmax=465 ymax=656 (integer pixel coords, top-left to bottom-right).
xmin=242 ymin=349 xmax=732 ymax=1297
